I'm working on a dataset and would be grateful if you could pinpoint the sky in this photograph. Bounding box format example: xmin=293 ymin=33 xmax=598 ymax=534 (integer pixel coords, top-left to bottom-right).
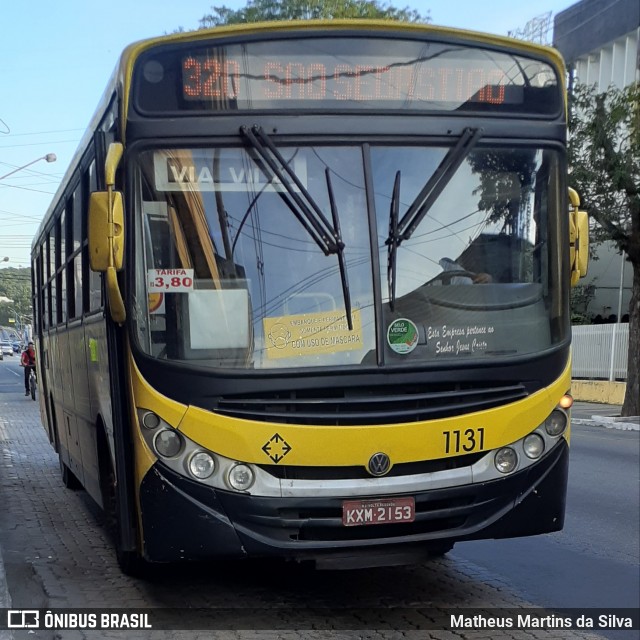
xmin=0 ymin=0 xmax=575 ymax=269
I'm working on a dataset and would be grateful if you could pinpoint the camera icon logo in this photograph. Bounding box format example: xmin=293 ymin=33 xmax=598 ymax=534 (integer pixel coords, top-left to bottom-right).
xmin=7 ymin=610 xmax=39 ymax=628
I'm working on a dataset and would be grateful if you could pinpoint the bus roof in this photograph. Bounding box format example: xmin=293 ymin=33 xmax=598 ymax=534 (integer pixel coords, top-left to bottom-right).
xmin=34 ymin=19 xmax=566 ymax=251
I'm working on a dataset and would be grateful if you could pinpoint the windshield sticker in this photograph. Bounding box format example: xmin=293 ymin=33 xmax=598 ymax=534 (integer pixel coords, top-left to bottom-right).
xmin=387 ymin=318 xmax=419 ymax=354
xmin=427 ymin=324 xmax=494 ymax=356
xmin=147 ymin=268 xmax=194 ymax=293
xmin=263 ymin=309 xmax=362 ymax=359
xmin=154 ymin=150 xmax=307 ymax=193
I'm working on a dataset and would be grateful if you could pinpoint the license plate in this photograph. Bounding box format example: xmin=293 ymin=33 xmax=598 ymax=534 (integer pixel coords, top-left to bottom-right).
xmin=342 ymin=497 xmax=415 ymax=527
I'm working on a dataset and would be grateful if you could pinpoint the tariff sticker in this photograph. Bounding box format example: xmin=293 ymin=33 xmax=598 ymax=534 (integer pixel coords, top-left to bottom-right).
xmin=147 ymin=268 xmax=194 ymax=293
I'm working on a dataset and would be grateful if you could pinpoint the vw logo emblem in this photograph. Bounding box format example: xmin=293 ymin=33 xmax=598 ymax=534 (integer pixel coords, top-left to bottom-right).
xmin=368 ymin=452 xmax=391 ymax=477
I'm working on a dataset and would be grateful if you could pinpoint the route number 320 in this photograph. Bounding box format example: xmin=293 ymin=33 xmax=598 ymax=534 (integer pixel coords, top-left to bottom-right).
xmin=443 ymin=428 xmax=485 ymax=454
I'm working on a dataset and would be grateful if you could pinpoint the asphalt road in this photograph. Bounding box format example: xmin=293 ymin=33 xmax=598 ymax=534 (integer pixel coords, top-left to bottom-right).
xmin=453 ymin=417 xmax=640 ymax=640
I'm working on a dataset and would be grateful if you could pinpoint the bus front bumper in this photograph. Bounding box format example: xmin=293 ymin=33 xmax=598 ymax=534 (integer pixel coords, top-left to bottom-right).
xmin=138 ymin=439 xmax=568 ymax=564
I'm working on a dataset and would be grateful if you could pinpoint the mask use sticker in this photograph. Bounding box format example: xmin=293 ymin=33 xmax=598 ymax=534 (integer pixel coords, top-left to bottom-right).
xmin=387 ymin=318 xmax=419 ymax=354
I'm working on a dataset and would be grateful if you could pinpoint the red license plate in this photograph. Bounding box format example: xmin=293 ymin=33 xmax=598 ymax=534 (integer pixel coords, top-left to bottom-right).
xmin=342 ymin=497 xmax=415 ymax=527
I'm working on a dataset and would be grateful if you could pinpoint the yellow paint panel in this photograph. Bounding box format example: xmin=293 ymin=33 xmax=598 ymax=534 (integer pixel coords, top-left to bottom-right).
xmin=127 ymin=349 xmax=570 ymax=469
xmin=176 ymin=362 xmax=572 ymax=467
xmin=129 ymin=354 xmax=188 ymax=493
xmin=129 ymin=359 xmax=188 ymax=428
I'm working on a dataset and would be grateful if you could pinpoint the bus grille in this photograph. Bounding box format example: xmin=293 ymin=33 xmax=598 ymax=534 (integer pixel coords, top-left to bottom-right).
xmin=214 ymin=381 xmax=527 ymax=425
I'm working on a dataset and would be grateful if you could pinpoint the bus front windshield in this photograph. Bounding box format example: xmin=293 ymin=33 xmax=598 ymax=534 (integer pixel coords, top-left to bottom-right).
xmin=133 ymin=143 xmax=567 ymax=370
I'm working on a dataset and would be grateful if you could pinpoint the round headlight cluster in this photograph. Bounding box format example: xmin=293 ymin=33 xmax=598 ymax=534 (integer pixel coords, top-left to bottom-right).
xmin=154 ymin=429 xmax=183 ymax=458
xmin=495 ymin=447 xmax=518 ymax=474
xmin=523 ymin=433 xmax=545 ymax=459
xmin=227 ymin=464 xmax=255 ymax=491
xmin=142 ymin=411 xmax=161 ymax=430
xmin=138 ymin=408 xmax=258 ymax=493
xmin=544 ymin=410 xmax=568 ymax=437
xmin=189 ymin=451 xmax=216 ymax=479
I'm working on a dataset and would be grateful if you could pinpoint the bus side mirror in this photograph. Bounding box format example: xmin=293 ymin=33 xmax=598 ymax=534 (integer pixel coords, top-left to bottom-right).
xmin=88 ymin=142 xmax=126 ymax=324
xmin=88 ymin=191 xmax=124 ymax=272
xmin=568 ymin=188 xmax=589 ymax=287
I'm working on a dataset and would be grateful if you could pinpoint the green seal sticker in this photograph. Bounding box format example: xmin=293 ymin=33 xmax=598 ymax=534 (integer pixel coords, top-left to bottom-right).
xmin=387 ymin=318 xmax=419 ymax=354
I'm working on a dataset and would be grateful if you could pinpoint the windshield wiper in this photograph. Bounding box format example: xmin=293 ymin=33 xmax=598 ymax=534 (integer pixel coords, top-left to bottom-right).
xmin=325 ymin=167 xmax=352 ymax=330
xmin=386 ymin=171 xmax=401 ymax=311
xmin=240 ymin=125 xmax=353 ymax=330
xmin=385 ymin=127 xmax=482 ymax=309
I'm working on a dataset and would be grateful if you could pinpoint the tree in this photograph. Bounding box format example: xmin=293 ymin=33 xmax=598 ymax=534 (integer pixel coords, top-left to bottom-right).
xmin=568 ymin=82 xmax=640 ymax=417
xmin=199 ymin=0 xmax=429 ymax=27
xmin=570 ymin=282 xmax=597 ymax=325
xmin=0 ymin=267 xmax=32 ymax=327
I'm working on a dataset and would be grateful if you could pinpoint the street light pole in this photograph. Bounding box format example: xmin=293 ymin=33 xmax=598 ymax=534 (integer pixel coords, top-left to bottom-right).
xmin=0 ymin=153 xmax=57 ymax=181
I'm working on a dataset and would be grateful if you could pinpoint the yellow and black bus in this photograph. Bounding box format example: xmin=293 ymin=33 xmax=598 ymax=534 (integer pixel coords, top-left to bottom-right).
xmin=32 ymin=20 xmax=589 ymax=573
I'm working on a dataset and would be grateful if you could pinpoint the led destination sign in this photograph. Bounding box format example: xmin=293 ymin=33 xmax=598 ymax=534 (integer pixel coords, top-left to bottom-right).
xmin=135 ymin=37 xmax=560 ymax=114
xmin=181 ymin=56 xmax=510 ymax=105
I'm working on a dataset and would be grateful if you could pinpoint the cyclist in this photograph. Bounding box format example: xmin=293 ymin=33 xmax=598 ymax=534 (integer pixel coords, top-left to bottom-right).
xmin=21 ymin=341 xmax=36 ymax=397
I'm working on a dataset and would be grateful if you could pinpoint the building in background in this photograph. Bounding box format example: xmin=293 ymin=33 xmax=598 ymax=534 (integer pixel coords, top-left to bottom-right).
xmin=554 ymin=0 xmax=639 ymax=322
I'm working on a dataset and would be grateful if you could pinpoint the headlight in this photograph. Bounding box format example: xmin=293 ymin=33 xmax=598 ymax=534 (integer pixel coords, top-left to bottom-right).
xmin=495 ymin=447 xmax=518 ymax=474
xmin=523 ymin=433 xmax=545 ymax=459
xmin=154 ymin=429 xmax=183 ymax=458
xmin=545 ymin=410 xmax=568 ymax=436
xmin=141 ymin=411 xmax=161 ymax=430
xmin=188 ymin=451 xmax=216 ymax=479
xmin=227 ymin=464 xmax=255 ymax=491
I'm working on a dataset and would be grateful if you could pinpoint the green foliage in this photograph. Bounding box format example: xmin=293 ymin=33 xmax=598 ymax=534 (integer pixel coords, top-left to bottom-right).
xmin=568 ymin=81 xmax=639 ymax=416
xmin=568 ymin=82 xmax=639 ymax=260
xmin=570 ymin=281 xmax=596 ymax=324
xmin=0 ymin=268 xmax=31 ymax=326
xmin=199 ymin=0 xmax=430 ymax=27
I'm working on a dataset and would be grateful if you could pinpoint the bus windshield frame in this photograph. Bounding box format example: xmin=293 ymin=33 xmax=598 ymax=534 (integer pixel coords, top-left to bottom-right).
xmin=131 ymin=138 xmax=568 ymax=372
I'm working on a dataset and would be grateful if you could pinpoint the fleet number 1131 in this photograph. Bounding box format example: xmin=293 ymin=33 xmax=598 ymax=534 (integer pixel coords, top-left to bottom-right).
xmin=443 ymin=428 xmax=485 ymax=454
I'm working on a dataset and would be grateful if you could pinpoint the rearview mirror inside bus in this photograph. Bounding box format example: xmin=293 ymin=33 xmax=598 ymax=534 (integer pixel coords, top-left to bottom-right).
xmin=88 ymin=191 xmax=125 ymax=272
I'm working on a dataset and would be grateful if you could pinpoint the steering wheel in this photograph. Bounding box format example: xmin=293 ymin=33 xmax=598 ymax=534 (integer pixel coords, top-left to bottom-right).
xmin=424 ymin=270 xmax=475 ymax=285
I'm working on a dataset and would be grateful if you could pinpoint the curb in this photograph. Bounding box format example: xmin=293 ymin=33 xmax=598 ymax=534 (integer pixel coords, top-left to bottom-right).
xmin=0 ymin=544 xmax=13 ymax=640
xmin=572 ymin=417 xmax=640 ymax=431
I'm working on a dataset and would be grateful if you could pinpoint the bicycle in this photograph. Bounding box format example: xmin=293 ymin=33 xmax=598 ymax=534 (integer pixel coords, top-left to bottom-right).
xmin=29 ymin=367 xmax=36 ymax=401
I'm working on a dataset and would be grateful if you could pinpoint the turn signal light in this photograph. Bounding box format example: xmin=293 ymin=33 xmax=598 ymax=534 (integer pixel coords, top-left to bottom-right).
xmin=559 ymin=394 xmax=573 ymax=409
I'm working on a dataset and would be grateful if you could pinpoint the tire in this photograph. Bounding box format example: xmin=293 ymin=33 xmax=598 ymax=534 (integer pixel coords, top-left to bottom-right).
xmin=30 ymin=374 xmax=36 ymax=401
xmin=99 ymin=441 xmax=149 ymax=577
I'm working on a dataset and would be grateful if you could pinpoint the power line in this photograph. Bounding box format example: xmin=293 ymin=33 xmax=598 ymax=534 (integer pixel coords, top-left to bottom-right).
xmin=0 ymin=128 xmax=84 ymax=138
xmin=0 ymin=183 xmax=57 ymax=195
xmin=0 ymin=138 xmax=79 ymax=150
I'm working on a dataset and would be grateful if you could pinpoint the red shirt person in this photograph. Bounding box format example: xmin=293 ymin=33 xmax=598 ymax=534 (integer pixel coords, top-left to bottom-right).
xmin=21 ymin=342 xmax=36 ymax=396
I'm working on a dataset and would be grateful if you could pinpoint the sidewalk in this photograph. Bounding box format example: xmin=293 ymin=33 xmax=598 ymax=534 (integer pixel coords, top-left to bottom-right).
xmin=0 ymin=545 xmax=9 ymax=640
xmin=571 ymin=401 xmax=640 ymax=431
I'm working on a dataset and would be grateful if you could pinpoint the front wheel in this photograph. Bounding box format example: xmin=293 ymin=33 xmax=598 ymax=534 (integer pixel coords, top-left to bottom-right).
xmin=29 ymin=373 xmax=36 ymax=401
xmin=100 ymin=451 xmax=149 ymax=577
